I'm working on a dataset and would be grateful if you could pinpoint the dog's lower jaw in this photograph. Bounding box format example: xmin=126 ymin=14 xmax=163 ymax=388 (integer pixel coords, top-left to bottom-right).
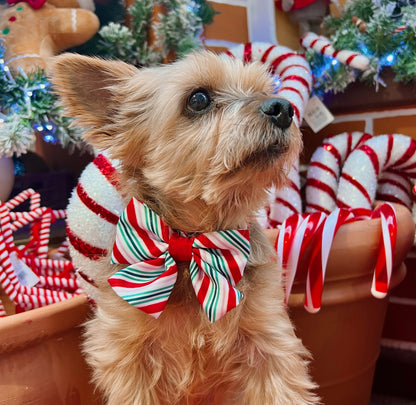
xmin=82 ymin=224 xmax=319 ymax=405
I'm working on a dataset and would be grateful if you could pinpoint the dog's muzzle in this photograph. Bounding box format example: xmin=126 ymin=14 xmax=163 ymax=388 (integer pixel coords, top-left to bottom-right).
xmin=260 ymin=98 xmax=294 ymax=129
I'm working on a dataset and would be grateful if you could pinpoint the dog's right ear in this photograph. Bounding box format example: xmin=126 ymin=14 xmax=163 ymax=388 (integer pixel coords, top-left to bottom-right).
xmin=49 ymin=54 xmax=137 ymax=148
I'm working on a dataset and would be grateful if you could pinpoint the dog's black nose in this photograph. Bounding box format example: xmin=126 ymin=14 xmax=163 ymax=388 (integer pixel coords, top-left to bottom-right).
xmin=260 ymin=98 xmax=294 ymax=129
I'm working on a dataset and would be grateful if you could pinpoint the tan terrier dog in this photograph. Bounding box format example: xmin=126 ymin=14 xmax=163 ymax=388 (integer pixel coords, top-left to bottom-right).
xmin=50 ymin=51 xmax=318 ymax=405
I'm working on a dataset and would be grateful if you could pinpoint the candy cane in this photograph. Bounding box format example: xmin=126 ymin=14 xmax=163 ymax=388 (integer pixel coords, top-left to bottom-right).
xmin=5 ymin=188 xmax=37 ymax=210
xmin=66 ymin=153 xmax=124 ymax=293
xmin=305 ymin=131 xmax=373 ymax=214
xmin=370 ymin=203 xmax=397 ymax=299
xmin=304 ymin=208 xmax=354 ymax=312
xmin=337 ymin=134 xmax=416 ymax=211
xmin=276 ymin=212 xmax=326 ymax=304
xmin=378 ymin=171 xmax=413 ymax=209
xmin=36 ymin=208 xmax=52 ymax=259
xmin=0 ymin=299 xmax=6 ymax=317
xmin=300 ymin=32 xmax=370 ymax=71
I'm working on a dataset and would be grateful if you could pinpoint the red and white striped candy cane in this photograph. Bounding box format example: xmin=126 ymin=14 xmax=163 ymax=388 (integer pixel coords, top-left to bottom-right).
xmin=378 ymin=171 xmax=414 ymax=210
xmin=337 ymin=134 xmax=416 ymax=211
xmin=0 ymin=299 xmax=6 ymax=317
xmin=5 ymin=188 xmax=36 ymax=210
xmin=36 ymin=208 xmax=52 ymax=259
xmin=306 ymin=131 xmax=373 ymax=214
xmin=370 ymin=203 xmax=397 ymax=299
xmin=9 ymin=208 xmax=45 ymax=231
xmin=304 ymin=208 xmax=354 ymax=313
xmin=36 ymin=274 xmax=79 ymax=292
xmin=300 ymin=32 xmax=370 ymax=71
xmin=276 ymin=211 xmax=327 ymax=304
xmin=66 ymin=153 xmax=124 ymax=295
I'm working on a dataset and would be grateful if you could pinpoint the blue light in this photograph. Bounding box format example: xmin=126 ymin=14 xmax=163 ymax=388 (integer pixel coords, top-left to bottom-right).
xmin=331 ymin=59 xmax=339 ymax=66
xmin=382 ymin=53 xmax=396 ymax=66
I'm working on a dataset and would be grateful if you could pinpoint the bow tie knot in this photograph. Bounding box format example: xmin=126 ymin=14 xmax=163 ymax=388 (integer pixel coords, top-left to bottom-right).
xmin=109 ymin=198 xmax=250 ymax=322
xmin=168 ymin=232 xmax=194 ymax=263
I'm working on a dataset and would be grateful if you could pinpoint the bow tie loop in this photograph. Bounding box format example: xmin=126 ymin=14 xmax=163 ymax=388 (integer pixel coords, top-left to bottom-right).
xmin=109 ymin=198 xmax=250 ymax=322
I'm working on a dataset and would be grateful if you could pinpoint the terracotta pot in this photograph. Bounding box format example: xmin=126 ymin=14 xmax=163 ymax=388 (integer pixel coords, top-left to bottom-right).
xmin=265 ymin=203 xmax=415 ymax=405
xmin=0 ymin=205 xmax=412 ymax=405
xmin=0 ymin=155 xmax=15 ymax=202
xmin=0 ymin=294 xmax=102 ymax=405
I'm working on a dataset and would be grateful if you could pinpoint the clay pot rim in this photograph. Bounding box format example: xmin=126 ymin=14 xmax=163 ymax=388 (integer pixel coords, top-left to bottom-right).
xmin=0 ymin=294 xmax=90 ymax=353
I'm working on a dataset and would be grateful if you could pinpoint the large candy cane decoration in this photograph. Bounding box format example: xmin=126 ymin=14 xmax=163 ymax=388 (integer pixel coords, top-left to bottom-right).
xmin=224 ymin=42 xmax=313 ymax=226
xmin=306 ymin=131 xmax=373 ymax=214
xmin=300 ymin=32 xmax=370 ymax=71
xmin=337 ymin=134 xmax=416 ymax=211
xmin=66 ymin=153 xmax=124 ymax=292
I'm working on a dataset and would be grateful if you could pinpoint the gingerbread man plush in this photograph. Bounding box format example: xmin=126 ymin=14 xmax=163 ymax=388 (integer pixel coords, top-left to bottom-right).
xmin=0 ymin=0 xmax=99 ymax=73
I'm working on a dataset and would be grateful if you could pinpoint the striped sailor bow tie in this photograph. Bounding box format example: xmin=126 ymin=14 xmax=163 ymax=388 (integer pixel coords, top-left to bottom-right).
xmin=109 ymin=197 xmax=250 ymax=322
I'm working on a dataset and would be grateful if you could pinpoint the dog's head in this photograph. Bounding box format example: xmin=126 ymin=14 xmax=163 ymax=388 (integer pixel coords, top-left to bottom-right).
xmin=51 ymin=51 xmax=301 ymax=232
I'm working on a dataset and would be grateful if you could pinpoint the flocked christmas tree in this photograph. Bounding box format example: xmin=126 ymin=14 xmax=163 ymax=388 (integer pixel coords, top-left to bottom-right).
xmin=303 ymin=0 xmax=416 ymax=97
xmin=97 ymin=0 xmax=216 ymax=66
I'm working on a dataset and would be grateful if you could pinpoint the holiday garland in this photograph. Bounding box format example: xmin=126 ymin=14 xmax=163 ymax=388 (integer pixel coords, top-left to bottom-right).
xmin=0 ymin=40 xmax=84 ymax=157
xmin=304 ymin=0 xmax=416 ymax=97
xmin=97 ymin=0 xmax=216 ymax=66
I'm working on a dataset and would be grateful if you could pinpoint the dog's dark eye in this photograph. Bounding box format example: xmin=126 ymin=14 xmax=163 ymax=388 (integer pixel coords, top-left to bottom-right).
xmin=187 ymin=89 xmax=211 ymax=113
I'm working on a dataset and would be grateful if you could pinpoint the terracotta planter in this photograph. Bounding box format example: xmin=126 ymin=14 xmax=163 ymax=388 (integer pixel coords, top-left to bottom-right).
xmin=0 ymin=294 xmax=102 ymax=405
xmin=266 ymin=203 xmax=414 ymax=405
xmin=0 ymin=205 xmax=413 ymax=405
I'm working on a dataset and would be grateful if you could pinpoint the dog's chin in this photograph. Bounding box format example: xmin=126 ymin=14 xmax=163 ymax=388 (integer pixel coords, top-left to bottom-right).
xmin=240 ymin=141 xmax=289 ymax=169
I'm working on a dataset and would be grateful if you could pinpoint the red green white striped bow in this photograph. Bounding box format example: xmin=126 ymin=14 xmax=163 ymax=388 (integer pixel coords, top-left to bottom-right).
xmin=109 ymin=198 xmax=250 ymax=322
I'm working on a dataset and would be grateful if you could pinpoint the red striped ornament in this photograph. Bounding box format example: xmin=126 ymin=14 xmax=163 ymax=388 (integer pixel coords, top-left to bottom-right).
xmin=109 ymin=198 xmax=250 ymax=322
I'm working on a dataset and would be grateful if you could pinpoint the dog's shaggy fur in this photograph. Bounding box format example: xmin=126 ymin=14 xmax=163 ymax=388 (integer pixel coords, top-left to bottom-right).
xmin=51 ymin=51 xmax=318 ymax=405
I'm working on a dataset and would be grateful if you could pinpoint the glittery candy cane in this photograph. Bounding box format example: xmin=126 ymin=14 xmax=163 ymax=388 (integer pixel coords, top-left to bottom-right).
xmin=337 ymin=134 xmax=416 ymax=211
xmin=300 ymin=32 xmax=370 ymax=71
xmin=305 ymin=131 xmax=373 ymax=214
xmin=378 ymin=171 xmax=414 ymax=210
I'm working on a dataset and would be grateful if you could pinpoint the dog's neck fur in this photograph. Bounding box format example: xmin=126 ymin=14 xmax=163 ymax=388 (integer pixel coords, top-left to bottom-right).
xmin=119 ymin=167 xmax=262 ymax=234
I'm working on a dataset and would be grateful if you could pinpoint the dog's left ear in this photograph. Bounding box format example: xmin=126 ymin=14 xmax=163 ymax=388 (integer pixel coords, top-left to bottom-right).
xmin=49 ymin=54 xmax=137 ymax=147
